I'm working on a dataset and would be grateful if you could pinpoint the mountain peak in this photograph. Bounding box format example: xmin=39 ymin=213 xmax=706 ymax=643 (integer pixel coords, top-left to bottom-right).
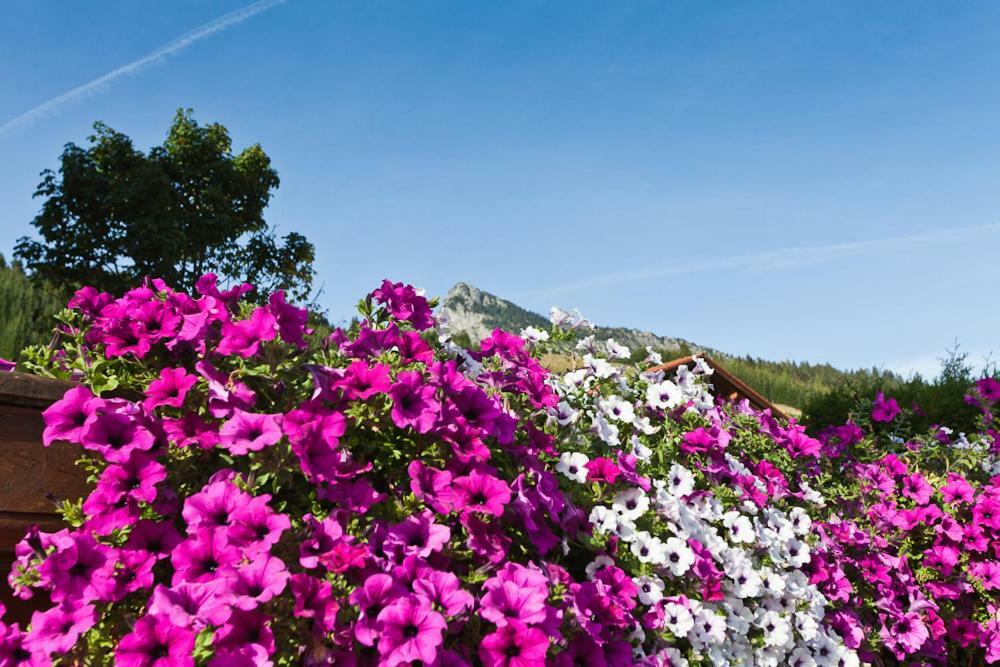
xmin=439 ymin=282 xmax=710 ymax=356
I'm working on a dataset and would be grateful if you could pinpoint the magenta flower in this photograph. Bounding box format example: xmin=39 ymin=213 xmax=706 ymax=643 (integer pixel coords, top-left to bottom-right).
xmin=451 ymin=470 xmax=511 ymax=517
xmin=412 ymin=569 xmax=474 ymax=617
xmin=163 ymin=413 xmax=220 ymax=450
xmin=480 ymin=565 xmax=549 ymax=627
xmin=389 ymin=371 xmax=440 ymax=434
xmin=96 ymin=452 xmax=166 ymax=504
xmin=969 ymin=561 xmax=1000 ymax=590
xmin=680 ymin=425 xmax=731 ymax=454
xmin=219 ymin=410 xmax=283 ymax=455
xmin=182 ymin=480 xmax=250 ymax=534
xmin=883 ymin=611 xmax=929 ymax=657
xmin=349 ymin=573 xmax=406 ymax=646
xmin=25 ymin=603 xmax=96 ymax=655
xmin=376 ymin=596 xmax=447 ymax=667
xmin=384 ymin=510 xmax=451 ymax=559
xmin=37 ymin=532 xmax=115 ymax=604
xmin=170 ymin=531 xmax=241 ymax=585
xmin=901 ymin=473 xmax=933 ymax=505
xmin=340 ymin=360 xmax=392 ymax=400
xmin=41 ymin=386 xmax=98 ymax=446
xmin=872 ymin=391 xmax=901 ymax=423
xmin=79 ymin=406 xmax=156 ymax=463
xmin=213 ymin=609 xmax=276 ymax=659
xmin=480 ymin=620 xmax=549 ymax=667
xmin=584 ymin=457 xmax=621 ymax=484
xmin=196 ymin=360 xmax=256 ymax=418
xmin=216 ymin=306 xmax=278 ymax=358
xmin=371 ymin=279 xmax=435 ymax=331
xmin=144 ymin=367 xmax=198 ymax=409
xmin=0 ymin=357 xmax=16 ymax=372
xmin=229 ymin=494 xmax=291 ymax=553
xmin=115 ymin=616 xmax=195 ymax=667
xmin=268 ymin=290 xmax=310 ymax=349
xmin=941 ymin=473 xmax=975 ymax=504
xmin=290 ymin=573 xmax=340 ymax=632
xmin=976 ymin=377 xmax=1000 ymax=403
xmin=148 ymin=582 xmax=233 ymax=629
xmin=231 ymin=555 xmax=290 ymax=610
xmin=124 ymin=519 xmax=183 ymax=560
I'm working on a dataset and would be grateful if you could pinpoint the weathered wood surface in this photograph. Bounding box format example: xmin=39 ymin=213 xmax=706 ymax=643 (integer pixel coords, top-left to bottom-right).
xmin=0 ymin=372 xmax=85 ymax=623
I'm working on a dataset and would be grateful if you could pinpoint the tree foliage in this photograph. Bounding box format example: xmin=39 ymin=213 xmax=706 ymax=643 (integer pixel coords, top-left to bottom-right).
xmin=14 ymin=109 xmax=316 ymax=303
xmin=0 ymin=255 xmax=66 ymax=361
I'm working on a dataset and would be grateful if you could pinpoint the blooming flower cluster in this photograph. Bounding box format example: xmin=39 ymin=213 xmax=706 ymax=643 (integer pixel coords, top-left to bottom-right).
xmin=3 ymin=277 xmax=620 ymax=666
xmin=539 ymin=331 xmax=856 ymax=667
xmin=807 ymin=375 xmax=1000 ymax=664
xmin=3 ymin=274 xmax=1000 ymax=666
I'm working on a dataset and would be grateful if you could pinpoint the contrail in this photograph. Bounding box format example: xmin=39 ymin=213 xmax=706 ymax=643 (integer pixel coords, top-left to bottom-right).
xmin=530 ymin=222 xmax=1000 ymax=299
xmin=0 ymin=0 xmax=286 ymax=137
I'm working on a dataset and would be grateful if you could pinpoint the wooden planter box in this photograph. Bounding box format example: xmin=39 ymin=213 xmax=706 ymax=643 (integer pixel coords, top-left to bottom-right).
xmin=0 ymin=372 xmax=88 ymax=624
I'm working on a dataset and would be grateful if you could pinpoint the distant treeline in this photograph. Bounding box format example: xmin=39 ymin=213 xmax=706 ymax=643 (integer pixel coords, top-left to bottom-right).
xmin=0 ymin=255 xmax=65 ymax=361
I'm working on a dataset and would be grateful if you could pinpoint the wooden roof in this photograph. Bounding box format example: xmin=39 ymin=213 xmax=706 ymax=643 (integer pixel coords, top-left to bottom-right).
xmin=647 ymin=355 xmax=788 ymax=420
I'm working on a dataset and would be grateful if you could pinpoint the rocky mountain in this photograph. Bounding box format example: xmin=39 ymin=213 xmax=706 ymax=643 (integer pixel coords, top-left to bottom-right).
xmin=439 ymin=282 xmax=713 ymax=356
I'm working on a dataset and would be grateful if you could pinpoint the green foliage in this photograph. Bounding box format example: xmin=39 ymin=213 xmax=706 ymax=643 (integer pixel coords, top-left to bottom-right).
xmin=0 ymin=255 xmax=66 ymax=361
xmin=802 ymin=346 xmax=998 ymax=433
xmin=14 ymin=109 xmax=316 ymax=303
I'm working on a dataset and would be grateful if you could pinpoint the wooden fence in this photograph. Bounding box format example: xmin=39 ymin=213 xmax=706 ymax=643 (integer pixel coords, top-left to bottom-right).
xmin=0 ymin=372 xmax=86 ymax=623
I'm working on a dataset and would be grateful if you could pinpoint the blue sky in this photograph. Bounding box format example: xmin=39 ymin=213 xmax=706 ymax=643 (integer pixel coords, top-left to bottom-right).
xmin=1 ymin=1 xmax=998 ymax=376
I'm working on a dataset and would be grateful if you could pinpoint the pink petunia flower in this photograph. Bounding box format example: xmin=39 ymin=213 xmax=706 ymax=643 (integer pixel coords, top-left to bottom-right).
xmin=480 ymin=620 xmax=549 ymax=667
xmin=216 ymin=306 xmax=278 ymax=358
xmin=871 ymin=391 xmax=901 ymax=423
xmin=451 ymin=470 xmax=511 ymax=517
xmin=219 ymin=410 xmax=283 ymax=455
xmin=144 ymin=367 xmax=198 ymax=409
xmin=115 ymin=615 xmax=196 ymax=667
xmin=41 ymin=386 xmax=98 ymax=446
xmin=388 ymin=371 xmax=440 ymax=434
xmin=376 ymin=596 xmax=447 ymax=667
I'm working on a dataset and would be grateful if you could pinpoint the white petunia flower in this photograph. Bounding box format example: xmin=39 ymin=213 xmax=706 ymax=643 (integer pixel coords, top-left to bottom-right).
xmin=634 ymin=575 xmax=665 ymax=605
xmin=661 ymin=647 xmax=688 ymax=667
xmin=556 ymin=451 xmax=589 ymax=483
xmin=599 ymin=395 xmax=635 ymax=423
xmin=583 ymin=354 xmax=617 ymax=379
xmin=590 ymin=414 xmax=620 ymax=446
xmin=783 ymin=538 xmax=811 ymax=568
xmin=663 ymin=537 xmax=695 ymax=576
xmin=563 ymin=368 xmax=590 ymax=390
xmin=605 ymin=338 xmax=631 ymax=360
xmin=723 ymin=511 xmax=755 ymax=544
xmin=756 ymin=609 xmax=792 ymax=647
xmin=662 ymin=601 xmax=695 ymax=636
xmin=646 ymin=380 xmax=682 ymax=410
xmin=631 ymin=435 xmax=653 ymax=462
xmin=520 ymin=326 xmax=549 ymax=343
xmin=613 ymin=488 xmax=650 ymax=522
xmin=794 ymin=612 xmax=819 ymax=642
xmin=788 ymin=507 xmax=812 ymax=536
xmin=630 ymin=531 xmax=668 ymax=565
xmin=691 ymin=609 xmax=726 ymax=646
xmin=667 ymin=464 xmax=695 ymax=498
xmin=589 ymin=506 xmax=617 ymax=534
xmin=632 ymin=415 xmax=660 ymax=435
xmin=551 ymin=401 xmax=578 ymax=426
xmin=728 ymin=564 xmax=763 ymax=598
xmin=788 ymin=646 xmax=817 ymax=667
xmin=644 ymin=346 xmax=663 ymax=365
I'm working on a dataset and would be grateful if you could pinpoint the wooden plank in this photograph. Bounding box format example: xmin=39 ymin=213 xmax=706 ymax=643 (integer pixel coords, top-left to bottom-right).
xmin=0 ymin=405 xmax=88 ymax=516
xmin=0 ymin=372 xmax=71 ymax=409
